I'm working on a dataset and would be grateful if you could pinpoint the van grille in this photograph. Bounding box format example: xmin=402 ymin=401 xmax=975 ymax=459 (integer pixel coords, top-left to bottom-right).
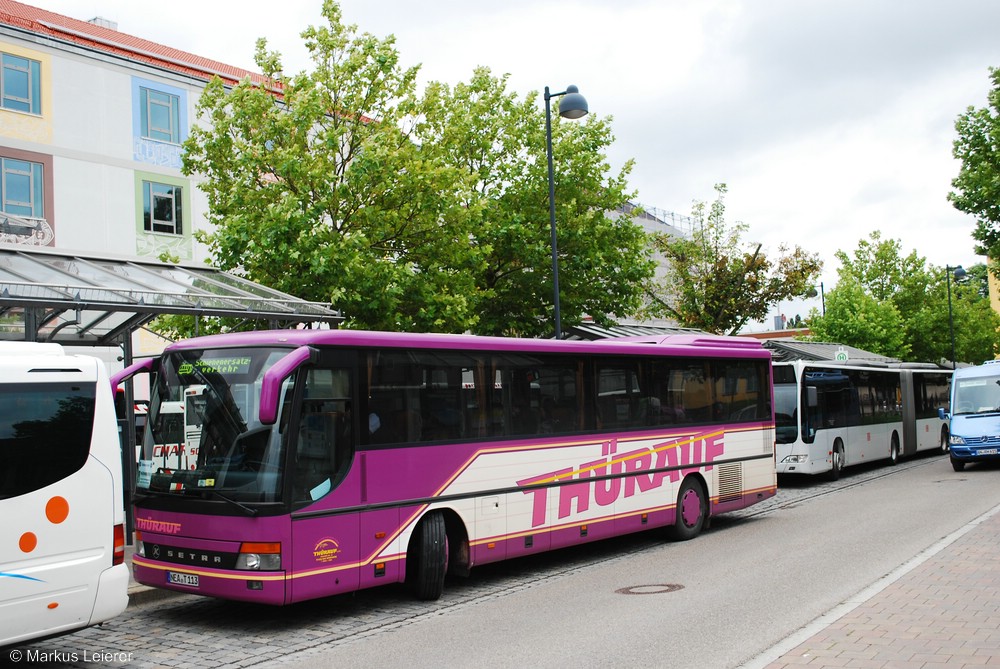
xmin=965 ymin=435 xmax=1000 ymax=445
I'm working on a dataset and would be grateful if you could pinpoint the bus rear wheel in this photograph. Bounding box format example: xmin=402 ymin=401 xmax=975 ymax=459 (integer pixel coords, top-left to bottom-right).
xmin=889 ymin=434 xmax=900 ymax=466
xmin=668 ymin=478 xmax=706 ymax=541
xmin=406 ymin=511 xmax=448 ymax=601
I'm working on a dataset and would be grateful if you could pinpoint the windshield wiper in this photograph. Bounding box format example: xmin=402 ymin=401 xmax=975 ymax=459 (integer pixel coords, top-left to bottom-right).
xmin=135 ymin=485 xmax=257 ymax=516
xmin=197 ymin=489 xmax=258 ymax=516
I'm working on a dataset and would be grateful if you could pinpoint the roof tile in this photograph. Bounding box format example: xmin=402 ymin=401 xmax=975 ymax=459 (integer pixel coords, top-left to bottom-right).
xmin=0 ymin=0 xmax=273 ymax=88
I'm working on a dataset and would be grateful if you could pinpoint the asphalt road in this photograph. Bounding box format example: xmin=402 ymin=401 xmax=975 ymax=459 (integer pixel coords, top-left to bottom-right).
xmin=11 ymin=453 xmax=999 ymax=669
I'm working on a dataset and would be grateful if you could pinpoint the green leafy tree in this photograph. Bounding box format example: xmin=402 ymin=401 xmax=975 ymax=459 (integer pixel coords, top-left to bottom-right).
xmin=965 ymin=263 xmax=993 ymax=300
xmin=829 ymin=231 xmax=930 ymax=354
xmin=808 ymin=278 xmax=910 ymax=359
xmin=907 ymin=265 xmax=1000 ymax=365
xmin=950 ymin=67 xmax=1000 ymax=261
xmin=906 ymin=266 xmax=999 ymax=365
xmin=646 ymin=184 xmax=822 ymax=335
xmin=833 ymin=231 xmax=928 ymax=306
xmin=808 ymin=231 xmax=999 ymax=363
xmin=419 ymin=68 xmax=655 ymax=337
xmin=952 ymin=267 xmax=1000 ymax=363
xmin=182 ymin=0 xmax=482 ymax=333
xmin=180 ymin=2 xmax=654 ymax=337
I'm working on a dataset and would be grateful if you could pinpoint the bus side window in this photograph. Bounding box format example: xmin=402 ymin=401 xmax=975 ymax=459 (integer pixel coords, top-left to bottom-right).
xmin=803 ymin=385 xmax=820 ymax=437
xmin=293 ymin=368 xmax=353 ymax=502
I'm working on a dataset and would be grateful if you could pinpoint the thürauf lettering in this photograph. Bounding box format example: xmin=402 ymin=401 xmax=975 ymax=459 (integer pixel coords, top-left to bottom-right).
xmin=516 ymin=431 xmax=724 ymax=527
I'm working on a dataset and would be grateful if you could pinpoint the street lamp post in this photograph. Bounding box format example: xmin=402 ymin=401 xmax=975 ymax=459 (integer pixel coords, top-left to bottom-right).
xmin=946 ymin=265 xmax=967 ymax=369
xmin=806 ymin=282 xmax=826 ymax=316
xmin=545 ymin=84 xmax=588 ymax=339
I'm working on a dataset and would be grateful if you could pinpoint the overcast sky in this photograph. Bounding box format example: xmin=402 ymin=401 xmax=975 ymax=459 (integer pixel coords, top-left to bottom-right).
xmin=25 ymin=0 xmax=1000 ymax=325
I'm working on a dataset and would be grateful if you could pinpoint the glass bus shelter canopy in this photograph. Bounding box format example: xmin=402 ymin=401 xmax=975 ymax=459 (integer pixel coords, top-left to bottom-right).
xmin=0 ymin=248 xmax=342 ymax=345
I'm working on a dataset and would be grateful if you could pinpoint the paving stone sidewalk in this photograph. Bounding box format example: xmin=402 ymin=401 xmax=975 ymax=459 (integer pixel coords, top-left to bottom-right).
xmin=752 ymin=505 xmax=1000 ymax=669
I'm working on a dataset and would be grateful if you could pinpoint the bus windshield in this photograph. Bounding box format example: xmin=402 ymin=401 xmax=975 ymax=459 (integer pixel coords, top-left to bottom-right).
xmin=953 ymin=373 xmax=1000 ymax=415
xmin=137 ymin=347 xmax=294 ymax=503
xmin=773 ymin=383 xmax=798 ymax=444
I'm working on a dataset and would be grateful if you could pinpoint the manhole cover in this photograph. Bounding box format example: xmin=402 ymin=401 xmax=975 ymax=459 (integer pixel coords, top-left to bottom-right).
xmin=615 ymin=584 xmax=685 ymax=595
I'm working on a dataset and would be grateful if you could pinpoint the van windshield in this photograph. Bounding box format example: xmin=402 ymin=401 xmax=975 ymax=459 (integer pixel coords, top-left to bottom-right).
xmin=953 ymin=374 xmax=1000 ymax=415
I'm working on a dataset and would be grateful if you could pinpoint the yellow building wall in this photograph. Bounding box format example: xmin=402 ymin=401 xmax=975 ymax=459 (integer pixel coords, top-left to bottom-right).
xmin=991 ymin=259 xmax=1000 ymax=313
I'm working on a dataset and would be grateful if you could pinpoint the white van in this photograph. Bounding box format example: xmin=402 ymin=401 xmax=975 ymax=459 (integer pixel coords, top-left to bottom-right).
xmin=940 ymin=360 xmax=1000 ymax=471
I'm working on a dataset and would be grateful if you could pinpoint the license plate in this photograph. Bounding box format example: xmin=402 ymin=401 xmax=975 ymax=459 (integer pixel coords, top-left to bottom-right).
xmin=979 ymin=448 xmax=998 ymax=455
xmin=167 ymin=571 xmax=199 ymax=587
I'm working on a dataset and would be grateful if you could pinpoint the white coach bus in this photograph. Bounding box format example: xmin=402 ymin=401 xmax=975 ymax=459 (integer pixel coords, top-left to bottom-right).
xmin=0 ymin=343 xmax=128 ymax=647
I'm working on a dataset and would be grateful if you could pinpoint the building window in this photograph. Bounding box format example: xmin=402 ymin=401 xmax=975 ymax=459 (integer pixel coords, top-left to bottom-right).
xmin=1 ymin=52 xmax=41 ymax=115
xmin=1 ymin=157 xmax=44 ymax=218
xmin=143 ymin=181 xmax=182 ymax=234
xmin=0 ymin=53 xmax=42 ymax=114
xmin=140 ymin=87 xmax=180 ymax=143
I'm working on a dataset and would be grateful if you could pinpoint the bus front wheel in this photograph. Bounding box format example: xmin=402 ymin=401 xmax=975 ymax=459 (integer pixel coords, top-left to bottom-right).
xmin=950 ymin=454 xmax=966 ymax=472
xmin=668 ymin=478 xmax=707 ymax=541
xmin=827 ymin=440 xmax=845 ymax=481
xmin=407 ymin=511 xmax=448 ymax=601
xmin=889 ymin=434 xmax=900 ymax=466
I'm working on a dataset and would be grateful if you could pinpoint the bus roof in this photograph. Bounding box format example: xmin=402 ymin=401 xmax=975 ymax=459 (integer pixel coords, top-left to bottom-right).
xmin=774 ymin=359 xmax=951 ymax=372
xmin=0 ymin=342 xmax=103 ymax=381
xmin=0 ymin=342 xmax=65 ymax=357
xmin=161 ymin=329 xmax=772 ymax=359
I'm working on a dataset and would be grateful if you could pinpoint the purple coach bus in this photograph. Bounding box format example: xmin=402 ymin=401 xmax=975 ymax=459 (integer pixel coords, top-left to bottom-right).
xmin=113 ymin=329 xmax=776 ymax=604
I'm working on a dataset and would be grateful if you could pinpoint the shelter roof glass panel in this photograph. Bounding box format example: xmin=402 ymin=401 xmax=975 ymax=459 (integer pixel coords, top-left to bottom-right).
xmin=0 ymin=248 xmax=342 ymax=345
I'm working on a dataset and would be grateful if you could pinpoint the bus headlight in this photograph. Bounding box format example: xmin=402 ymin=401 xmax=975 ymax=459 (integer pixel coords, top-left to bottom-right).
xmin=236 ymin=542 xmax=281 ymax=571
xmin=949 ymin=435 xmax=966 ymax=446
xmin=781 ymin=454 xmax=808 ymax=463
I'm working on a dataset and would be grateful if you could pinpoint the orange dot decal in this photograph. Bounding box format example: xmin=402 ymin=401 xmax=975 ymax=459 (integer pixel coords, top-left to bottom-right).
xmin=19 ymin=532 xmax=37 ymax=553
xmin=46 ymin=496 xmax=69 ymax=524
xmin=47 ymin=602 xmax=59 ymax=609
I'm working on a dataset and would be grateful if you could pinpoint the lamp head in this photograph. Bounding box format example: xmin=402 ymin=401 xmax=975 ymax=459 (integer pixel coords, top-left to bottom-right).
xmin=558 ymin=85 xmax=589 ymax=119
xmin=953 ymin=265 xmax=967 ymax=280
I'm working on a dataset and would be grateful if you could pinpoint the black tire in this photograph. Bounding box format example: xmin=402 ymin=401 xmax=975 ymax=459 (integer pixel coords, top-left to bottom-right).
xmin=889 ymin=434 xmax=900 ymax=466
xmin=407 ymin=512 xmax=448 ymax=601
xmin=827 ymin=440 xmax=845 ymax=481
xmin=941 ymin=429 xmax=950 ymax=454
xmin=950 ymin=454 xmax=966 ymax=472
xmin=668 ymin=477 xmax=707 ymax=541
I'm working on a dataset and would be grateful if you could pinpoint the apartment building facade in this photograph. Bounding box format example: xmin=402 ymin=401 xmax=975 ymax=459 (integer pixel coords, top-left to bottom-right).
xmin=0 ymin=0 xmax=266 ymax=261
xmin=0 ymin=1 xmax=342 ymax=355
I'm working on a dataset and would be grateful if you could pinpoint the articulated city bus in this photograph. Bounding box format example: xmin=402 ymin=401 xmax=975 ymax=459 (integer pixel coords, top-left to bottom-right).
xmin=1 ymin=343 xmax=129 ymax=647
xmin=113 ymin=330 xmax=777 ymax=605
xmin=774 ymin=360 xmax=951 ymax=478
